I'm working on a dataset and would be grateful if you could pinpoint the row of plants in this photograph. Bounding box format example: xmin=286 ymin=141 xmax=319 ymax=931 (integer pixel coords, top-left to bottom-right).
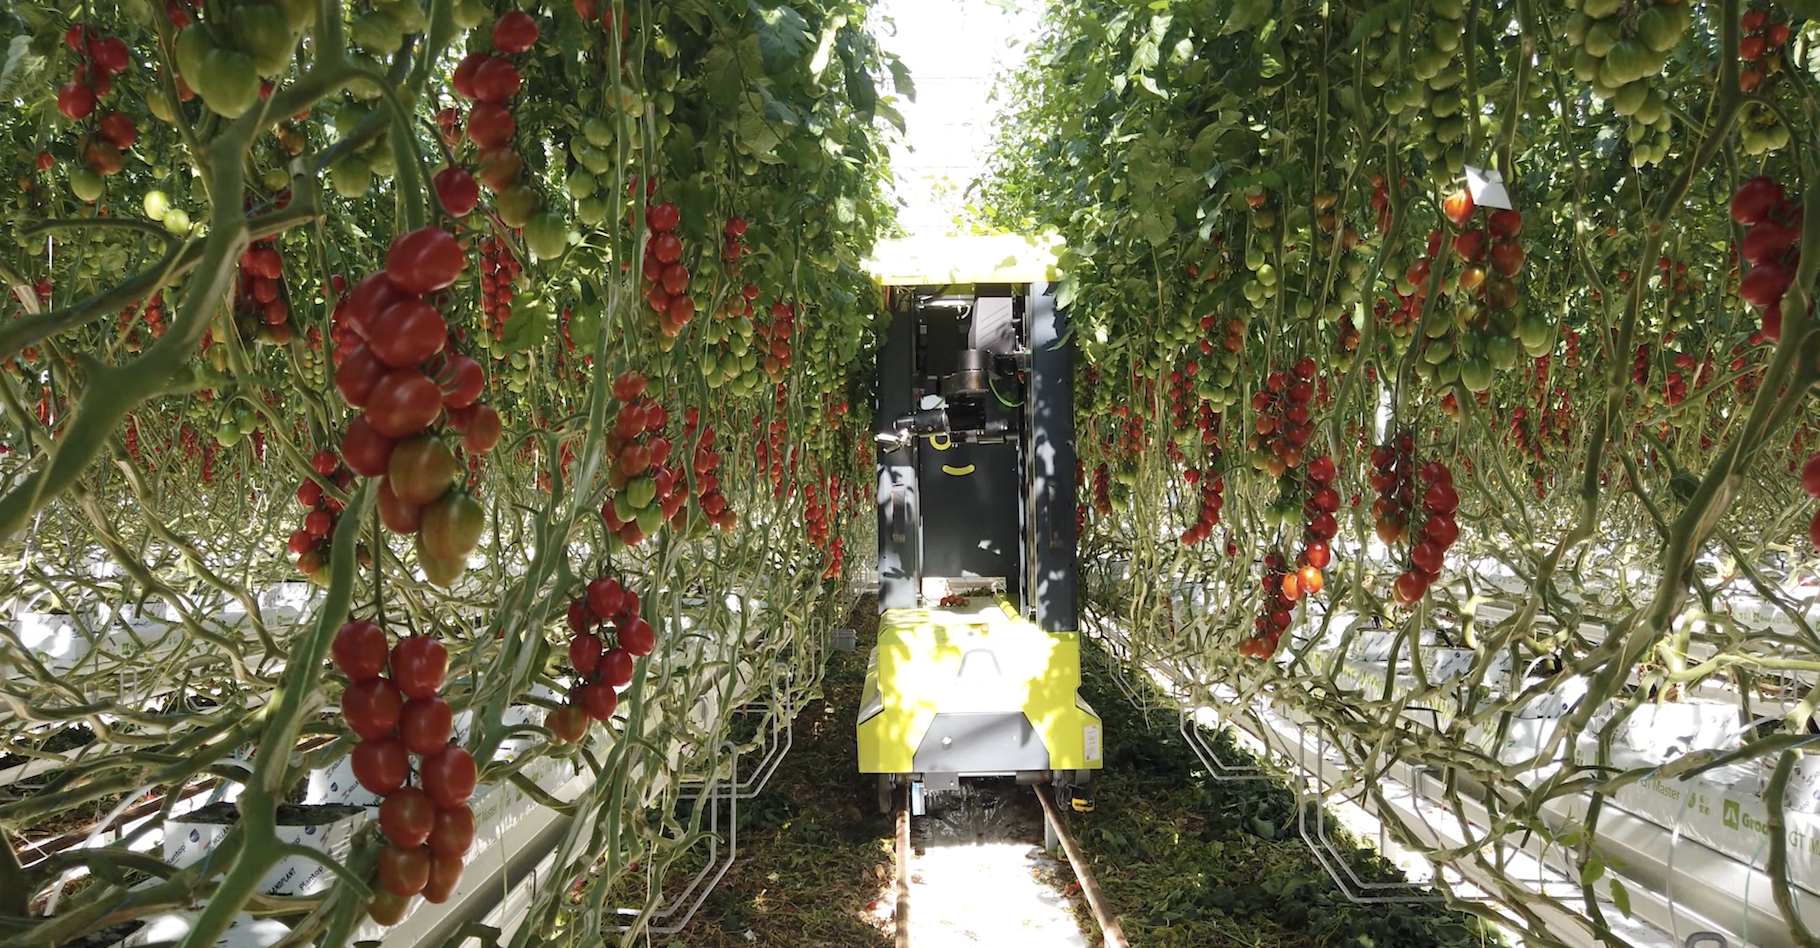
xmin=0 ymin=0 xmax=898 ymax=945
xmin=983 ymin=0 xmax=1820 ymax=943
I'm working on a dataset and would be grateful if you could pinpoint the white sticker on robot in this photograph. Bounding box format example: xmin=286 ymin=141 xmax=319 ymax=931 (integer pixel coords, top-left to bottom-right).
xmin=1084 ymin=725 xmax=1101 ymax=762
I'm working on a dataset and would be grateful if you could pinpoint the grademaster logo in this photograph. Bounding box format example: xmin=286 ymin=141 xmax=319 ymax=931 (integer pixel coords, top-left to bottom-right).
xmin=1723 ymin=799 xmax=1741 ymax=830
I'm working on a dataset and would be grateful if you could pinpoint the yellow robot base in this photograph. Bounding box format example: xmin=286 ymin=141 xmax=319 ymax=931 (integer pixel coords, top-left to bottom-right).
xmin=857 ymin=597 xmax=1102 ymax=810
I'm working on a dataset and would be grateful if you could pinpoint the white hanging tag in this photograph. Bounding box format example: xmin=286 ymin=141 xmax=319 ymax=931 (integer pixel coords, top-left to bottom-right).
xmin=1463 ymin=165 xmax=1513 ymax=210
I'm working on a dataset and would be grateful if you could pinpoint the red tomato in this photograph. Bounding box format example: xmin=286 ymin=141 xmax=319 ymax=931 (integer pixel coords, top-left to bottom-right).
xmin=586 ymin=577 xmax=624 ymax=618
xmin=492 ymin=11 xmax=539 ymax=52
xmin=287 ymin=529 xmax=315 ymax=555
xmin=724 ymin=216 xmax=747 ymax=237
xmin=466 ymin=101 xmax=515 ymax=149
xmin=436 ymin=354 xmax=485 ymax=408
xmin=90 ymin=36 xmax=131 ymax=74
xmin=451 ymin=51 xmax=487 ymax=100
xmin=97 ymin=112 xmax=136 ymax=149
xmin=400 ymin=696 xmax=454 ymax=755
xmin=1731 ymin=176 xmax=1785 ymax=226
xmin=379 ymin=786 xmax=435 ymax=847
xmin=461 ymin=404 xmax=503 ymax=455
xmin=369 ymin=299 xmax=448 ymax=369
xmin=387 ymin=435 xmax=459 ymax=505
xmin=1740 ymin=263 xmax=1794 ymax=308
xmin=650 ymin=232 xmax=683 ymax=263
xmin=428 ymin=804 xmax=475 ymax=860
xmin=377 ymin=843 xmax=431 ymax=898
xmin=577 ymin=681 xmax=617 ymax=721
xmin=1422 ymin=482 xmax=1459 ymax=515
xmin=421 ymin=855 xmax=463 ymax=904
xmin=617 ymin=617 xmax=654 ymax=656
xmin=566 ymin=598 xmax=594 ymax=634
xmin=377 ymin=478 xmax=425 ymax=534
xmin=367 ymin=889 xmax=409 ymax=926
xmin=600 ymin=647 xmax=634 ymax=688
xmin=57 ymin=82 xmax=96 ymax=120
xmin=386 ymin=228 xmax=465 ymax=295
xmin=332 ymin=619 xmax=389 ymax=681
xmin=391 ymin=636 xmax=448 ymax=699
xmin=469 ymin=56 xmax=522 ymax=103
xmin=343 ymin=677 xmax=404 ymax=741
xmin=420 ymin=746 xmax=477 ymax=808
xmin=646 ymin=202 xmax=680 ymax=233
xmin=352 ymin=738 xmax=409 ymax=795
xmin=366 ymin=370 xmax=444 ymax=438
xmin=1392 ymin=570 xmax=1429 ymax=606
xmin=434 ymin=166 xmax=479 ymax=217
xmin=346 ymin=270 xmax=410 ymax=338
xmin=1303 ymin=541 xmax=1331 ymax=570
xmin=341 ymin=413 xmax=398 ymax=477
xmin=1802 ymin=454 xmax=1820 ymax=499
xmin=547 ymin=705 xmax=589 ymax=743
xmin=1487 ymin=209 xmax=1522 ymax=240
xmin=570 ymin=632 xmax=603 ymax=674
xmin=1410 ymin=539 xmax=1444 ymax=574
xmin=1441 ymin=189 xmax=1474 ymax=227
xmin=475 ymin=146 xmax=523 ymax=192
xmin=612 ymin=370 xmax=646 ymax=402
xmin=1298 ymin=565 xmax=1323 ymax=596
xmin=1305 ymin=455 xmax=1336 ymax=483
xmin=1422 ymin=512 xmax=1460 ymax=548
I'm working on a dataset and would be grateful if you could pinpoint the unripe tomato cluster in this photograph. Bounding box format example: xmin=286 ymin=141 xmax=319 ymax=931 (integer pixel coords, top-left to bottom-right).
xmin=1562 ymin=0 xmax=1687 ymax=165
xmin=288 ymin=449 xmax=354 ymax=577
xmin=1730 ymin=176 xmax=1803 ymax=342
xmin=638 ymin=202 xmax=699 ymax=338
xmin=332 ymin=227 xmax=503 ymax=587
xmin=1178 ymin=464 xmax=1225 ymax=546
xmin=552 ymin=576 xmax=653 ymax=738
xmin=1247 ymin=359 xmax=1318 ymax=476
xmin=235 ymin=240 xmax=293 ymax=345
xmin=332 ymin=623 xmax=476 ymax=920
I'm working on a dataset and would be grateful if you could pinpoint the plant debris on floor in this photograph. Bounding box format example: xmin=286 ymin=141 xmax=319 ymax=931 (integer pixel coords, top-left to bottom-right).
xmin=1049 ymin=643 xmax=1505 ymax=948
xmin=652 ymin=595 xmax=895 ymax=947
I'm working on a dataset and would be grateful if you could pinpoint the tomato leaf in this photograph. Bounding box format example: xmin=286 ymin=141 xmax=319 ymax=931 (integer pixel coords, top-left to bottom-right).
xmin=1578 ymin=854 xmax=1604 ymax=887
xmin=751 ymin=2 xmax=811 ymax=73
xmin=0 ymin=35 xmax=45 ymax=103
xmin=497 ymin=302 xmax=551 ymax=352
xmin=886 ymin=54 xmax=915 ymax=102
xmin=1609 ymin=877 xmax=1631 ymax=918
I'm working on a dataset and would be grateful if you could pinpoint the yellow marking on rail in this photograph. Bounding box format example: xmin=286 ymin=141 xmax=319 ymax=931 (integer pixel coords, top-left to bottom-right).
xmin=941 ymin=464 xmax=976 ymax=476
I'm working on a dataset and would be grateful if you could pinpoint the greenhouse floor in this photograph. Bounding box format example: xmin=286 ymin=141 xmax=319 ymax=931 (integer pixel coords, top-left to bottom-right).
xmin=638 ymin=597 xmax=1496 ymax=948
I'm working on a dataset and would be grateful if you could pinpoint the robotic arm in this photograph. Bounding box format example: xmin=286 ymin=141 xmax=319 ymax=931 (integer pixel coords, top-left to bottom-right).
xmin=875 ymin=348 xmax=1016 ymax=448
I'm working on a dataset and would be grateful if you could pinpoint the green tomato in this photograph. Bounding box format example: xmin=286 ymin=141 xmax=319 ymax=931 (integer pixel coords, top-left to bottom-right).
xmin=70 ymin=168 xmax=105 ymax=203
xmin=143 ymin=189 xmax=171 ymax=220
